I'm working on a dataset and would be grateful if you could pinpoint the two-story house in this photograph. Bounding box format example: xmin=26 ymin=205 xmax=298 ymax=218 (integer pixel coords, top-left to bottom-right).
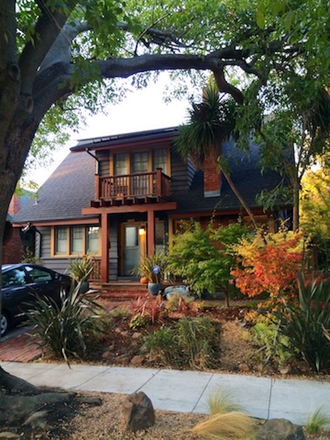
xmin=13 ymin=126 xmax=292 ymax=284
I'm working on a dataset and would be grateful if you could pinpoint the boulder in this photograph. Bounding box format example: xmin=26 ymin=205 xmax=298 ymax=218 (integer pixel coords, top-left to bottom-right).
xmin=164 ymin=285 xmax=190 ymax=300
xmin=123 ymin=391 xmax=155 ymax=432
xmin=256 ymin=419 xmax=305 ymax=440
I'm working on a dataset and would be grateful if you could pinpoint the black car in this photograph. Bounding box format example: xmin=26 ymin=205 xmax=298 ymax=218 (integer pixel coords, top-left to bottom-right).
xmin=1 ymin=264 xmax=72 ymax=336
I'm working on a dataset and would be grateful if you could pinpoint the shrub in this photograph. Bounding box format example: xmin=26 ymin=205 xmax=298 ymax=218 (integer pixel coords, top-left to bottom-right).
xmin=143 ymin=317 xmax=221 ymax=369
xmin=130 ymin=294 xmax=167 ymax=325
xmin=249 ymin=321 xmax=297 ymax=368
xmin=25 ymin=285 xmax=104 ymax=365
xmin=168 ymin=220 xmax=249 ymax=306
xmin=274 ymin=273 xmax=330 ymax=372
xmin=129 ymin=313 xmax=150 ymax=329
xmin=231 ymin=230 xmax=305 ymax=306
xmin=165 ymin=294 xmax=198 ymax=316
xmin=142 ymin=327 xmax=177 ymax=364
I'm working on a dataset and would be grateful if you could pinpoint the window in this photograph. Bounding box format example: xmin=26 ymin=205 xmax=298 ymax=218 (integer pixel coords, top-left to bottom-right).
xmin=53 ymin=225 xmax=100 ymax=256
xmin=55 ymin=227 xmax=67 ymax=255
xmin=86 ymin=226 xmax=99 ymax=254
xmin=71 ymin=227 xmax=83 ymax=253
xmin=155 ymin=221 xmax=165 ymax=253
xmin=25 ymin=266 xmax=53 ymax=283
xmin=114 ymin=153 xmax=128 ymax=175
xmin=153 ymin=148 xmax=167 ymax=174
xmin=132 ymin=152 xmax=148 ymax=173
xmin=2 ymin=268 xmax=27 ymax=288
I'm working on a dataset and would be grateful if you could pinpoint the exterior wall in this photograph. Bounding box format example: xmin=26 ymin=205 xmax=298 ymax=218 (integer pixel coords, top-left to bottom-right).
xmin=37 ymin=226 xmax=70 ymax=274
xmin=96 ymin=150 xmax=110 ymax=175
xmin=170 ymin=149 xmax=191 ymax=193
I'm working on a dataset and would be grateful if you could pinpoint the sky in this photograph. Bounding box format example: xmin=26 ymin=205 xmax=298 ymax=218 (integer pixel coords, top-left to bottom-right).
xmin=33 ymin=76 xmax=191 ymax=186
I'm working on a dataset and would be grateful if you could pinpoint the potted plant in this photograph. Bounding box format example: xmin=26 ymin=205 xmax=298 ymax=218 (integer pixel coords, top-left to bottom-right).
xmin=69 ymin=255 xmax=94 ymax=293
xmin=132 ymin=252 xmax=169 ymax=295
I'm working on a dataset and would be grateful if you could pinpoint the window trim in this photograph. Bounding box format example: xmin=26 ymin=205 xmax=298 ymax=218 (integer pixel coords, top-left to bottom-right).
xmin=109 ymin=146 xmax=171 ymax=177
xmin=51 ymin=225 xmax=101 ymax=257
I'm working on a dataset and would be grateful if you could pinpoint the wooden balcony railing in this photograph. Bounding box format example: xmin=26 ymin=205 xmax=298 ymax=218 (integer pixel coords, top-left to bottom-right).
xmin=96 ymin=168 xmax=171 ymax=201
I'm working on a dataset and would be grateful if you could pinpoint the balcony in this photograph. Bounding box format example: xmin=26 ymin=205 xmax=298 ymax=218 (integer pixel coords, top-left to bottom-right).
xmin=92 ymin=169 xmax=171 ymax=207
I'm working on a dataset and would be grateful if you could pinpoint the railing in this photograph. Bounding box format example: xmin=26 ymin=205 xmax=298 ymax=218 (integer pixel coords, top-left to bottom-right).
xmin=89 ymin=258 xmax=101 ymax=281
xmin=96 ymin=169 xmax=171 ymax=200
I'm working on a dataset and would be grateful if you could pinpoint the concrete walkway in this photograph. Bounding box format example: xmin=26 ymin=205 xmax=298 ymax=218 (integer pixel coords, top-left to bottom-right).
xmin=2 ymin=361 xmax=330 ymax=426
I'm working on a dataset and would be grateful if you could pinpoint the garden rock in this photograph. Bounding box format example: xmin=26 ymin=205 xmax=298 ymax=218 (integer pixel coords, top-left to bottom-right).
xmin=130 ymin=355 xmax=145 ymax=365
xmin=164 ymin=285 xmax=190 ymax=300
xmin=256 ymin=419 xmax=305 ymax=440
xmin=123 ymin=391 xmax=155 ymax=431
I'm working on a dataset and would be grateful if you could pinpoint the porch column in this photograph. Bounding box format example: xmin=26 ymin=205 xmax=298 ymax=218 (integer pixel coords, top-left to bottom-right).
xmin=100 ymin=212 xmax=109 ymax=283
xmin=147 ymin=208 xmax=155 ymax=256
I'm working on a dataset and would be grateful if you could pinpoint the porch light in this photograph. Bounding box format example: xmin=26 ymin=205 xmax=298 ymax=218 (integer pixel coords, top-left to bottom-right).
xmin=138 ymin=226 xmax=146 ymax=236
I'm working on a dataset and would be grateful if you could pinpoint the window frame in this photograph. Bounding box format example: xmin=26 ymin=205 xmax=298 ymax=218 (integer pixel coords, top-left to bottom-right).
xmin=110 ymin=146 xmax=170 ymax=177
xmin=52 ymin=225 xmax=101 ymax=257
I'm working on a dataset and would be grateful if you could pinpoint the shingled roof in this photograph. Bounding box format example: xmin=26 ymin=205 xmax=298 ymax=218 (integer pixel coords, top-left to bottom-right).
xmin=13 ymin=128 xmax=291 ymax=224
xmin=172 ymin=139 xmax=288 ymax=213
xmin=13 ymin=152 xmax=96 ymax=223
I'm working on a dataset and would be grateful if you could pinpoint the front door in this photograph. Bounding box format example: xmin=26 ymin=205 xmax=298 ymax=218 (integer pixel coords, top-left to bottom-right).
xmin=122 ymin=223 xmax=146 ymax=276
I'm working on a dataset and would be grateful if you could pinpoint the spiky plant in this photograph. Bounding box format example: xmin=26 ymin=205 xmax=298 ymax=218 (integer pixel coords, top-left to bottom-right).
xmin=306 ymin=407 xmax=330 ymax=434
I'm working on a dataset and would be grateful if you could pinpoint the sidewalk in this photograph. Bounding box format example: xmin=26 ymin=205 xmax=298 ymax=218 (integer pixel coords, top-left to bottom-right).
xmin=2 ymin=360 xmax=330 ymax=426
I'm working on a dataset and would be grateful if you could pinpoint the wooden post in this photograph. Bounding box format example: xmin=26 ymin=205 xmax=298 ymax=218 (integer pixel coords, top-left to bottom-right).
xmin=100 ymin=212 xmax=109 ymax=283
xmin=95 ymin=176 xmax=100 ymax=200
xmin=147 ymin=209 xmax=155 ymax=256
xmin=156 ymin=168 xmax=162 ymax=197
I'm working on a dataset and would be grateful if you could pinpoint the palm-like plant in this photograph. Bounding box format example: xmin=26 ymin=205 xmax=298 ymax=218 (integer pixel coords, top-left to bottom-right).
xmin=175 ymin=80 xmax=258 ymax=230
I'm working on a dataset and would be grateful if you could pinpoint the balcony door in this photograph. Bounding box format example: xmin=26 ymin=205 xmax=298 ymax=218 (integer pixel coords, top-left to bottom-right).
xmin=131 ymin=152 xmax=149 ymax=196
xmin=122 ymin=223 xmax=146 ymax=276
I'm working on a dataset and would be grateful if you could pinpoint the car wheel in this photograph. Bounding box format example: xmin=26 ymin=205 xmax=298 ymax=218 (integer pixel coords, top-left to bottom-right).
xmin=1 ymin=312 xmax=9 ymax=337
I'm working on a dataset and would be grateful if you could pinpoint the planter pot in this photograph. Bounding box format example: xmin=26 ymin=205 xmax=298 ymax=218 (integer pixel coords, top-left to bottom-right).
xmin=147 ymin=282 xmax=162 ymax=296
xmin=79 ymin=281 xmax=90 ymax=294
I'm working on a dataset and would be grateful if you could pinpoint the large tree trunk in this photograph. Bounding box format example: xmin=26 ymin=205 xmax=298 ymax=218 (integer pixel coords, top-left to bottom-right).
xmin=292 ymin=176 xmax=300 ymax=232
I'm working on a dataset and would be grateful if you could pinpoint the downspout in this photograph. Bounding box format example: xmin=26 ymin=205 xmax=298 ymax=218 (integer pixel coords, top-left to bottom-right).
xmin=85 ymin=148 xmax=100 ymax=175
xmin=34 ymin=227 xmax=42 ymax=260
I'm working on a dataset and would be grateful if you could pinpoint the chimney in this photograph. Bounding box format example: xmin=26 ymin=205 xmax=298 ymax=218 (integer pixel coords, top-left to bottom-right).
xmin=203 ymin=157 xmax=221 ymax=198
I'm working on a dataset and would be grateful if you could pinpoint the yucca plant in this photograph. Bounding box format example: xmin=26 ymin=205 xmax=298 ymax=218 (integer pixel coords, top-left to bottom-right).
xmin=274 ymin=272 xmax=330 ymax=372
xmin=24 ymin=284 xmax=104 ymax=365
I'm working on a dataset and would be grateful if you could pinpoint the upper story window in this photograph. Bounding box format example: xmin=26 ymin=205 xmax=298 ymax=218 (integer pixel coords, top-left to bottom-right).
xmin=132 ymin=152 xmax=148 ymax=173
xmin=153 ymin=148 xmax=167 ymax=174
xmin=114 ymin=153 xmax=128 ymax=175
xmin=110 ymin=148 xmax=169 ymax=176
